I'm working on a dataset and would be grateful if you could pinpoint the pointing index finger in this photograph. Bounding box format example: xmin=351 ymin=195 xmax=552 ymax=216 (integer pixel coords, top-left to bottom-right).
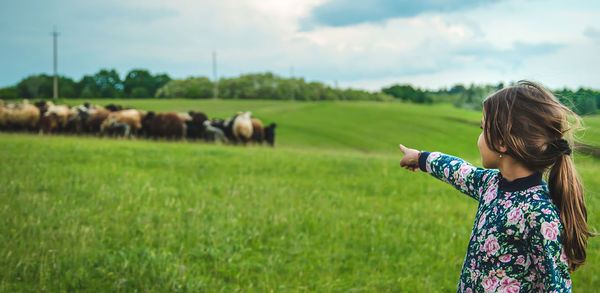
xmin=398 ymin=144 xmax=407 ymax=153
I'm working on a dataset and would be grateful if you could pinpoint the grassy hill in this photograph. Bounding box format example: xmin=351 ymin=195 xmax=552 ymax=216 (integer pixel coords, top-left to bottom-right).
xmin=582 ymin=115 xmax=600 ymax=146
xmin=1 ymin=100 xmax=598 ymax=292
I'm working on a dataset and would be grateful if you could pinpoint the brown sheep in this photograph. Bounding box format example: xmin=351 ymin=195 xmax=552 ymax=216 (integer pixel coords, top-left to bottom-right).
xmin=86 ymin=108 xmax=110 ymax=133
xmin=65 ymin=103 xmax=102 ymax=134
xmin=0 ymin=102 xmax=20 ymax=130
xmin=101 ymin=109 xmax=144 ymax=136
xmin=0 ymin=100 xmax=7 ymax=129
xmin=149 ymin=112 xmax=185 ymax=140
xmin=45 ymin=103 xmax=70 ymax=130
xmin=39 ymin=113 xmax=59 ymax=134
xmin=6 ymin=100 xmax=41 ymax=131
xmin=64 ymin=108 xmax=82 ymax=133
xmin=250 ymin=118 xmax=265 ymax=144
xmin=64 ymin=104 xmax=95 ymax=134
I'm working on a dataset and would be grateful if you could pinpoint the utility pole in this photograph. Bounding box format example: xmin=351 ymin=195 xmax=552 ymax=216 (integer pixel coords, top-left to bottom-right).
xmin=51 ymin=26 xmax=60 ymax=102
xmin=212 ymin=51 xmax=218 ymax=99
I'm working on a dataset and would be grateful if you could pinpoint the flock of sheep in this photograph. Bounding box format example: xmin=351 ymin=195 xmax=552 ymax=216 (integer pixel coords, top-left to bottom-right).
xmin=0 ymin=99 xmax=277 ymax=146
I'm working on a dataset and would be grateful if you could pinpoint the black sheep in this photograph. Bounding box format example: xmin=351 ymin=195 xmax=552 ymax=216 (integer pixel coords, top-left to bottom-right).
xmin=264 ymin=123 xmax=277 ymax=147
xmin=105 ymin=104 xmax=123 ymax=112
xmin=186 ymin=110 xmax=208 ymax=140
xmin=140 ymin=111 xmax=155 ymax=138
xmin=223 ymin=113 xmax=239 ymax=143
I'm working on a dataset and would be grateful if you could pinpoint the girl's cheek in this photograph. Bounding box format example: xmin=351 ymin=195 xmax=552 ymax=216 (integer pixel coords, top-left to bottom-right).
xmin=477 ymin=134 xmax=485 ymax=152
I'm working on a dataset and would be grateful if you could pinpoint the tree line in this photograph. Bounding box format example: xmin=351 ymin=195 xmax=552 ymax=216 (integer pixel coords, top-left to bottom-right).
xmin=382 ymin=82 xmax=599 ymax=115
xmin=0 ymin=69 xmax=171 ymax=100
xmin=0 ymin=69 xmax=598 ymax=115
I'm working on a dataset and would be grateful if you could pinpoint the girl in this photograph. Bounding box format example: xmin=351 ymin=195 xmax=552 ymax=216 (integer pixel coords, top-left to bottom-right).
xmin=398 ymin=81 xmax=594 ymax=292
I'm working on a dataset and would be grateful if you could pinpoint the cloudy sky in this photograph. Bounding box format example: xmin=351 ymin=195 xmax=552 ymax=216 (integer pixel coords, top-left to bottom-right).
xmin=1 ymin=0 xmax=599 ymax=90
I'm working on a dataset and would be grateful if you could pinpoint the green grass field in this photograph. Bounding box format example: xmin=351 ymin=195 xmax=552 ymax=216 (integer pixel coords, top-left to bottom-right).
xmin=1 ymin=100 xmax=599 ymax=292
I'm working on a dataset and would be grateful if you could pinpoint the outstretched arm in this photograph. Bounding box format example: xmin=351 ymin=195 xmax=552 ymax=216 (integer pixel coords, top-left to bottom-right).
xmin=398 ymin=144 xmax=495 ymax=202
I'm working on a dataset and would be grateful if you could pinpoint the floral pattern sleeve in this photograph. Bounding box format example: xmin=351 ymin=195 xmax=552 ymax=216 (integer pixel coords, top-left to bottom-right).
xmin=525 ymin=205 xmax=571 ymax=291
xmin=418 ymin=151 xmax=497 ymax=202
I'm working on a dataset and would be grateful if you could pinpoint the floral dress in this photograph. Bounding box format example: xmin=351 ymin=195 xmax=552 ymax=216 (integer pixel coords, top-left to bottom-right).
xmin=418 ymin=152 xmax=571 ymax=292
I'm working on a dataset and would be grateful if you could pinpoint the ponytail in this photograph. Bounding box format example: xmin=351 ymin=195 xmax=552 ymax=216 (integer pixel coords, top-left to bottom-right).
xmin=548 ymin=152 xmax=594 ymax=272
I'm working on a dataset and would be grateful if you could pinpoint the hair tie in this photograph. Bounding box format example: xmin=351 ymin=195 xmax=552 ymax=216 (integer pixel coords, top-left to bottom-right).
xmin=554 ymin=139 xmax=572 ymax=156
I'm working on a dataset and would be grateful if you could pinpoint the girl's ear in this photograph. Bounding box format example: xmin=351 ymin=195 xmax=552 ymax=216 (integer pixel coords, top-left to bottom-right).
xmin=498 ymin=140 xmax=507 ymax=153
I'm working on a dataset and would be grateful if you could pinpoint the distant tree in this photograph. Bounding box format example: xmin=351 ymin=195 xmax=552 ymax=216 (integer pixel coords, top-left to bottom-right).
xmin=0 ymin=87 xmax=18 ymax=99
xmin=154 ymin=73 xmax=171 ymax=93
xmin=572 ymin=89 xmax=598 ymax=115
xmin=373 ymin=92 xmax=395 ymax=102
xmin=342 ymin=88 xmax=374 ymax=101
xmin=448 ymin=84 xmax=466 ymax=95
xmin=80 ymin=87 xmax=95 ymax=98
xmin=17 ymin=75 xmax=78 ymax=99
xmin=58 ymin=77 xmax=78 ymax=98
xmin=124 ymin=69 xmax=153 ymax=98
xmin=553 ymin=88 xmax=599 ymax=115
xmin=123 ymin=69 xmax=170 ymax=98
xmin=495 ymin=82 xmax=504 ymax=91
xmin=382 ymin=84 xmax=412 ymax=101
xmin=452 ymin=83 xmax=496 ymax=111
xmin=77 ymin=75 xmax=100 ymax=98
xmin=255 ymin=72 xmax=279 ymax=99
xmin=94 ymin=69 xmax=123 ymax=98
xmin=216 ymin=78 xmax=234 ymax=99
xmin=15 ymin=74 xmax=78 ymax=99
xmin=322 ymin=86 xmax=341 ymax=101
xmin=131 ymin=87 xmax=150 ymax=98
xmin=274 ymin=79 xmax=294 ymax=100
xmin=305 ymin=82 xmax=326 ymax=101
xmin=155 ymin=77 xmax=213 ymax=98
xmin=382 ymin=84 xmax=428 ymax=103
xmin=17 ymin=74 xmax=48 ymax=99
xmin=464 ymin=84 xmax=475 ymax=105
xmin=295 ymin=79 xmax=319 ymax=101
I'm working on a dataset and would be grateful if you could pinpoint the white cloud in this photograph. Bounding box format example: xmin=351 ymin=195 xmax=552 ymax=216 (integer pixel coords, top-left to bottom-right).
xmin=1 ymin=0 xmax=599 ymax=91
xmin=584 ymin=26 xmax=600 ymax=43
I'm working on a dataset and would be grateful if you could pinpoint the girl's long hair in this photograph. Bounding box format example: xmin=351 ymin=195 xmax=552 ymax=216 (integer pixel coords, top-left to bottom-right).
xmin=483 ymin=80 xmax=594 ymax=272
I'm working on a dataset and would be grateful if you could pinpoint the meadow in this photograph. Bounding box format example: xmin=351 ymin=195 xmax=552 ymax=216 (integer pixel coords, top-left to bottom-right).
xmin=1 ymin=99 xmax=598 ymax=292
